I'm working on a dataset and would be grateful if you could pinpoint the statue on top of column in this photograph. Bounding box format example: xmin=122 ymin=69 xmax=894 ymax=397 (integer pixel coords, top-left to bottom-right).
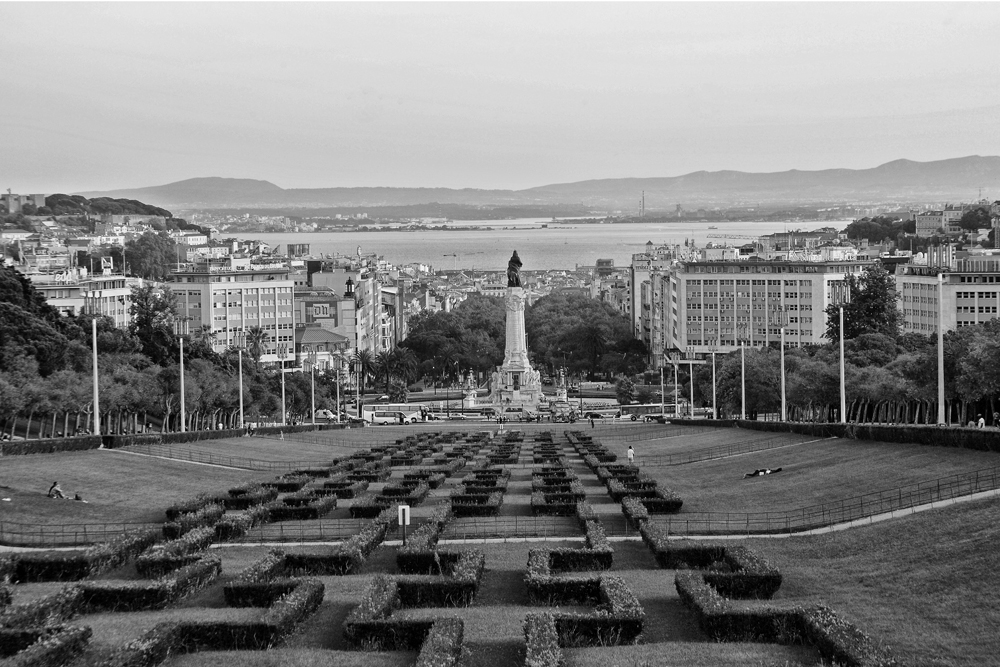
xmin=507 ymin=250 xmax=523 ymax=287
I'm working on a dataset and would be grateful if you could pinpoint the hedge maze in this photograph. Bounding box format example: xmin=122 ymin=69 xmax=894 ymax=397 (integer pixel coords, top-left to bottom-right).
xmin=0 ymin=428 xmax=897 ymax=667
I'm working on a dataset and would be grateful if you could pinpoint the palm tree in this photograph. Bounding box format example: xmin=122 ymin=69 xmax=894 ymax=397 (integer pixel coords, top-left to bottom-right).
xmin=353 ymin=349 xmax=375 ymax=396
xmin=244 ymin=326 xmax=269 ymax=369
xmin=392 ymin=348 xmax=418 ymax=387
xmin=374 ymin=350 xmax=394 ymax=395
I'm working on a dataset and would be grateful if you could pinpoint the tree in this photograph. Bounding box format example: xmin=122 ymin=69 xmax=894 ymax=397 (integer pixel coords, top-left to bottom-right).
xmin=124 ymin=231 xmax=179 ymax=280
xmin=958 ymin=207 xmax=991 ymax=231
xmin=244 ymin=326 xmax=269 ymax=369
xmin=128 ymin=283 xmax=179 ymax=365
xmin=615 ymin=377 xmax=635 ymax=405
xmin=824 ymin=264 xmax=900 ymax=341
xmin=354 ymin=349 xmax=375 ymax=395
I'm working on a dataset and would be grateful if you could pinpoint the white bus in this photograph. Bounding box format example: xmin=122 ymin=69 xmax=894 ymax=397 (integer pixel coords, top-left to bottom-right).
xmin=361 ymin=403 xmax=428 ymax=425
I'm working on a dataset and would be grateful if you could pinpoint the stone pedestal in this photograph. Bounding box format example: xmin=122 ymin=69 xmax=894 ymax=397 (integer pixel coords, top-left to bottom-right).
xmin=488 ymin=287 xmax=542 ymax=410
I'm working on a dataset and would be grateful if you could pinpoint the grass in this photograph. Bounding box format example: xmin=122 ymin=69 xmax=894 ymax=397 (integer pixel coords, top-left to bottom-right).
xmin=0 ymin=449 xmax=274 ymax=526
xmin=5 ymin=425 xmax=999 ymax=666
xmin=613 ymin=435 xmax=1000 ymax=514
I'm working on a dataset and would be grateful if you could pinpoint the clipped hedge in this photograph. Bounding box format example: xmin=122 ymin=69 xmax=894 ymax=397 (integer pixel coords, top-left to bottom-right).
xmin=11 ymin=529 xmax=158 ymax=583
xmin=396 ymin=551 xmax=486 ymax=607
xmin=0 ymin=587 xmax=82 ymax=630
xmin=0 ymin=624 xmax=91 ymax=667
xmin=396 ymin=506 xmax=453 ymax=574
xmin=213 ymin=503 xmax=271 ymax=541
xmin=78 ymin=557 xmax=221 ymax=612
xmin=266 ymin=495 xmax=337 ymax=522
xmin=524 ymin=613 xmax=562 ymax=667
xmin=621 ymin=496 xmax=649 ymax=528
xmin=413 ymin=618 xmax=464 ymax=667
xmin=135 ymin=527 xmax=215 ymax=579
xmin=285 ymin=505 xmax=397 ymax=576
xmin=675 ymin=571 xmax=894 ymax=666
xmin=322 ymin=479 xmax=369 ymax=498
xmin=0 ymin=436 xmax=103 ymax=457
xmin=640 ymin=523 xmax=781 ymax=599
xmin=162 ymin=503 xmax=224 ymax=540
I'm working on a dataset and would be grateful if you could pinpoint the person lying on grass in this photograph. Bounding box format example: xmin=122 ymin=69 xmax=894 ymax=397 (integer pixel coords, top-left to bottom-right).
xmin=743 ymin=467 xmax=783 ymax=479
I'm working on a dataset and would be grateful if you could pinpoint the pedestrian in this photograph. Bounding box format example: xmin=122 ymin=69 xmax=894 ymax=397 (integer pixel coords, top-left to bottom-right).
xmin=627 ymin=445 xmax=634 ymax=464
xmin=993 ymin=411 xmax=999 ymax=427
xmin=590 ymin=417 xmax=595 ymax=429
xmin=978 ymin=414 xmax=985 ymax=429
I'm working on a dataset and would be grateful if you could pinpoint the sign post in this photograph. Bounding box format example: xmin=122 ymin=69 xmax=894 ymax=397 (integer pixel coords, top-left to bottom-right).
xmin=398 ymin=504 xmax=411 ymax=545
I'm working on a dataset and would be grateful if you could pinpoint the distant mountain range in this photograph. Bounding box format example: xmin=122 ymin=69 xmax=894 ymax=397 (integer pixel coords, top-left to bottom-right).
xmin=77 ymin=156 xmax=1000 ymax=211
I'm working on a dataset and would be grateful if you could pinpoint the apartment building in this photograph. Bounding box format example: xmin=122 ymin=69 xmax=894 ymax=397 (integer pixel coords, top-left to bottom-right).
xmin=27 ymin=269 xmax=139 ymax=328
xmin=896 ymin=248 xmax=1000 ymax=334
xmin=629 ymin=242 xmax=679 ymax=339
xmin=654 ymin=258 xmax=874 ymax=357
xmin=170 ymin=255 xmax=296 ymax=363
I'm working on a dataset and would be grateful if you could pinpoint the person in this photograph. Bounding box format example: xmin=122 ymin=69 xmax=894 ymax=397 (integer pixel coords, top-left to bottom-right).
xmin=627 ymin=445 xmax=634 ymax=464
xmin=47 ymin=481 xmax=66 ymax=499
xmin=978 ymin=414 xmax=985 ymax=428
xmin=993 ymin=411 xmax=999 ymax=427
xmin=744 ymin=467 xmax=783 ymax=479
xmin=590 ymin=417 xmax=595 ymax=429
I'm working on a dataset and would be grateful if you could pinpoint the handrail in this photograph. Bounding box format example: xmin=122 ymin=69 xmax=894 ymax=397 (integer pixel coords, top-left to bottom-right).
xmin=650 ymin=465 xmax=1000 ymax=535
xmin=0 ymin=521 xmax=161 ymax=548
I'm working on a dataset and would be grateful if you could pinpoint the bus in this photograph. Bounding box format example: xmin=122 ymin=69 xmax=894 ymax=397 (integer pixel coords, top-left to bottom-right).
xmin=361 ymin=403 xmax=428 ymax=425
xmin=619 ymin=403 xmax=679 ymax=421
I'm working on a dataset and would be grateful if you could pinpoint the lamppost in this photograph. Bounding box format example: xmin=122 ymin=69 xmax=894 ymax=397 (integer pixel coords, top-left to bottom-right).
xmin=277 ymin=344 xmax=288 ymax=426
xmin=707 ymin=339 xmax=718 ymax=420
xmin=686 ymin=345 xmax=695 ymax=419
xmin=659 ymin=353 xmax=665 ymax=416
xmin=833 ymin=282 xmax=851 ymax=424
xmin=667 ymin=351 xmax=679 ymax=418
xmin=234 ymin=331 xmax=245 ymax=430
xmin=354 ymin=357 xmax=361 ymax=419
xmin=774 ymin=306 xmax=789 ymax=422
xmin=91 ymin=318 xmax=101 ymax=436
xmin=432 ymin=366 xmax=436 ymax=395
xmin=937 ymin=272 xmax=946 ymax=424
xmin=307 ymin=350 xmax=317 ymax=425
xmin=737 ymin=323 xmax=749 ymax=421
xmin=175 ymin=319 xmax=189 ymax=433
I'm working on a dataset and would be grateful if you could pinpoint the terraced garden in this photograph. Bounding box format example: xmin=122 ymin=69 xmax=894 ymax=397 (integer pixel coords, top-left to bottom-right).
xmin=2 ymin=423 xmax=999 ymax=666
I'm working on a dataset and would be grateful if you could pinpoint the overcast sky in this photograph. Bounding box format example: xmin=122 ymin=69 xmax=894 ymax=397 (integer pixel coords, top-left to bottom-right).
xmin=3 ymin=2 xmax=1000 ymax=194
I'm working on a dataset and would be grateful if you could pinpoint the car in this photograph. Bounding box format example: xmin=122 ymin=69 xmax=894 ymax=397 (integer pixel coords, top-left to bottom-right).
xmin=583 ymin=411 xmax=605 ymax=419
xmin=643 ymin=414 xmax=668 ymax=424
xmin=446 ymin=413 xmax=468 ymax=420
xmin=343 ymin=415 xmax=366 ymax=426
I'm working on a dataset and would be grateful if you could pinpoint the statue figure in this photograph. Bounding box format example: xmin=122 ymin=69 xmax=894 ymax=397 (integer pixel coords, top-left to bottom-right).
xmin=507 ymin=250 xmax=523 ymax=287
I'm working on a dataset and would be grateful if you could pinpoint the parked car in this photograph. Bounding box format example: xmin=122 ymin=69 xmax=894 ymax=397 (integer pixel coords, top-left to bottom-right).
xmin=643 ymin=414 xmax=668 ymax=424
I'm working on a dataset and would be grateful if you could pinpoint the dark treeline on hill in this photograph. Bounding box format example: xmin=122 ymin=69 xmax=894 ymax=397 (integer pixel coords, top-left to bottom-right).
xmin=398 ymin=292 xmax=648 ymax=381
xmin=843 ymin=216 xmax=915 ymax=244
xmin=42 ymin=194 xmax=173 ymax=219
xmin=0 ymin=265 xmax=351 ymax=439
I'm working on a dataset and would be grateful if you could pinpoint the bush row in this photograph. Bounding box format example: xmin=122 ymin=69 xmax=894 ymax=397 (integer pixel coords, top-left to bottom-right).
xmin=0 ymin=624 xmax=92 ymax=667
xmin=161 ymin=503 xmax=224 ymax=540
xmin=78 ymin=557 xmax=221 ymax=613
xmin=213 ymin=503 xmax=271 ymax=542
xmin=675 ymin=571 xmax=894 ymax=666
xmin=284 ymin=504 xmax=397 ymax=576
xmin=9 ymin=529 xmax=158 ymax=583
xmin=450 ymin=491 xmax=503 ymax=517
xmin=135 ymin=527 xmax=216 ymax=579
xmin=413 ymin=618 xmax=464 ymax=667
xmin=552 ymin=576 xmax=644 ymax=647
xmin=266 ymin=495 xmax=337 ymax=522
xmin=640 ymin=523 xmax=781 ymax=599
xmin=524 ymin=613 xmax=562 ymax=667
xmin=396 ymin=551 xmax=486 ymax=607
xmin=0 ymin=435 xmax=105 ymax=457
xmin=0 ymin=587 xmax=81 ymax=630
xmin=322 ymin=479 xmax=369 ymax=498
xmin=223 ymin=551 xmax=294 ymax=607
xmin=396 ymin=506 xmax=453 ymax=574
xmin=106 ymin=579 xmax=324 ymax=667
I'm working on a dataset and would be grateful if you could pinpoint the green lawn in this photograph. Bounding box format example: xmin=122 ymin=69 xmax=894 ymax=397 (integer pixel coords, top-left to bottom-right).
xmin=0 ymin=450 xmax=274 ymax=526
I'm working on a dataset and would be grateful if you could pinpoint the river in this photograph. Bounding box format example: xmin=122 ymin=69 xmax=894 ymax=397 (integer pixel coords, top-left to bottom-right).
xmin=238 ymin=218 xmax=849 ymax=271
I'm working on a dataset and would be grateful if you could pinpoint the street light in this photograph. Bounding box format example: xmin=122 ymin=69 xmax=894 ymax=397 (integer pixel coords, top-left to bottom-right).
xmin=937 ymin=272 xmax=946 ymax=424
xmin=175 ymin=319 xmax=189 ymax=433
xmin=91 ymin=318 xmax=101 ymax=436
xmin=277 ymin=344 xmax=288 ymax=426
xmin=737 ymin=323 xmax=750 ymax=421
xmin=686 ymin=345 xmax=695 ymax=419
xmin=833 ymin=282 xmax=851 ymax=424
xmin=707 ymin=339 xmax=718 ymax=420
xmin=307 ymin=350 xmax=318 ymax=425
xmin=234 ymin=331 xmax=245 ymax=430
xmin=774 ymin=306 xmax=789 ymax=422
xmin=659 ymin=353 xmax=665 ymax=416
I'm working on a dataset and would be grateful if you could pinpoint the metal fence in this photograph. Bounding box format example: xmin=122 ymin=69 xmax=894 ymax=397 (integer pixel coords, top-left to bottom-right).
xmin=124 ymin=444 xmax=337 ymax=471
xmin=232 ymin=518 xmax=371 ymax=544
xmin=648 ymin=465 xmax=1000 ymax=536
xmin=440 ymin=515 xmax=585 ymax=540
xmin=0 ymin=521 xmax=161 ymax=548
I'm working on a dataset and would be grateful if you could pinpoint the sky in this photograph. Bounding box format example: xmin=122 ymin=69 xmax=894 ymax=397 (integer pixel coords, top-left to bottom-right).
xmin=3 ymin=2 xmax=1000 ymax=194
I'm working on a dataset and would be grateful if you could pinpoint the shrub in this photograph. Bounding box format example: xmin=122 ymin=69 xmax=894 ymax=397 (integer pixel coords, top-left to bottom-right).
xmin=0 ymin=436 xmax=103 ymax=457
xmin=621 ymin=497 xmax=649 ymax=527
xmin=524 ymin=613 xmax=562 ymax=667
xmin=135 ymin=526 xmax=215 ymax=579
xmin=397 ymin=506 xmax=453 ymax=574
xmin=79 ymin=557 xmax=221 ymax=612
xmin=286 ymin=505 xmax=396 ymax=576
xmin=0 ymin=624 xmax=91 ymax=667
xmin=266 ymin=495 xmax=337 ymax=522
xmin=397 ymin=552 xmax=486 ymax=607
xmin=213 ymin=503 xmax=271 ymax=541
xmin=0 ymin=587 xmax=82 ymax=629
xmin=322 ymin=479 xmax=368 ymax=498
xmin=414 ymin=618 xmax=463 ymax=667
xmin=12 ymin=529 xmax=158 ymax=583
xmin=161 ymin=503 xmax=225 ymax=540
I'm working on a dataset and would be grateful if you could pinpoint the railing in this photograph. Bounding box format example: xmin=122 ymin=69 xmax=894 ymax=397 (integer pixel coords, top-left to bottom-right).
xmin=124 ymin=444 xmax=336 ymax=471
xmin=638 ymin=434 xmax=822 ymax=467
xmin=231 ymin=519 xmax=371 ymax=544
xmin=650 ymin=465 xmax=1000 ymax=536
xmin=0 ymin=521 xmax=160 ymax=548
xmin=440 ymin=515 xmax=585 ymax=540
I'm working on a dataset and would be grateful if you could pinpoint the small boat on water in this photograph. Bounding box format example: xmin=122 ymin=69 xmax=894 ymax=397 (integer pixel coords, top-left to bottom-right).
xmin=708 ymin=225 xmax=718 ymax=229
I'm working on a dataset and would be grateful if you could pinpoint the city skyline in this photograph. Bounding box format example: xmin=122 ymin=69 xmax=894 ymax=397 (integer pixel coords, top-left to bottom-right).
xmin=3 ymin=2 xmax=1000 ymax=194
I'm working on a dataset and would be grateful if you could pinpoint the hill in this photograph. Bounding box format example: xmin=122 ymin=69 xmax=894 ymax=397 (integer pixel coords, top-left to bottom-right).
xmin=77 ymin=155 xmax=1000 ymax=210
